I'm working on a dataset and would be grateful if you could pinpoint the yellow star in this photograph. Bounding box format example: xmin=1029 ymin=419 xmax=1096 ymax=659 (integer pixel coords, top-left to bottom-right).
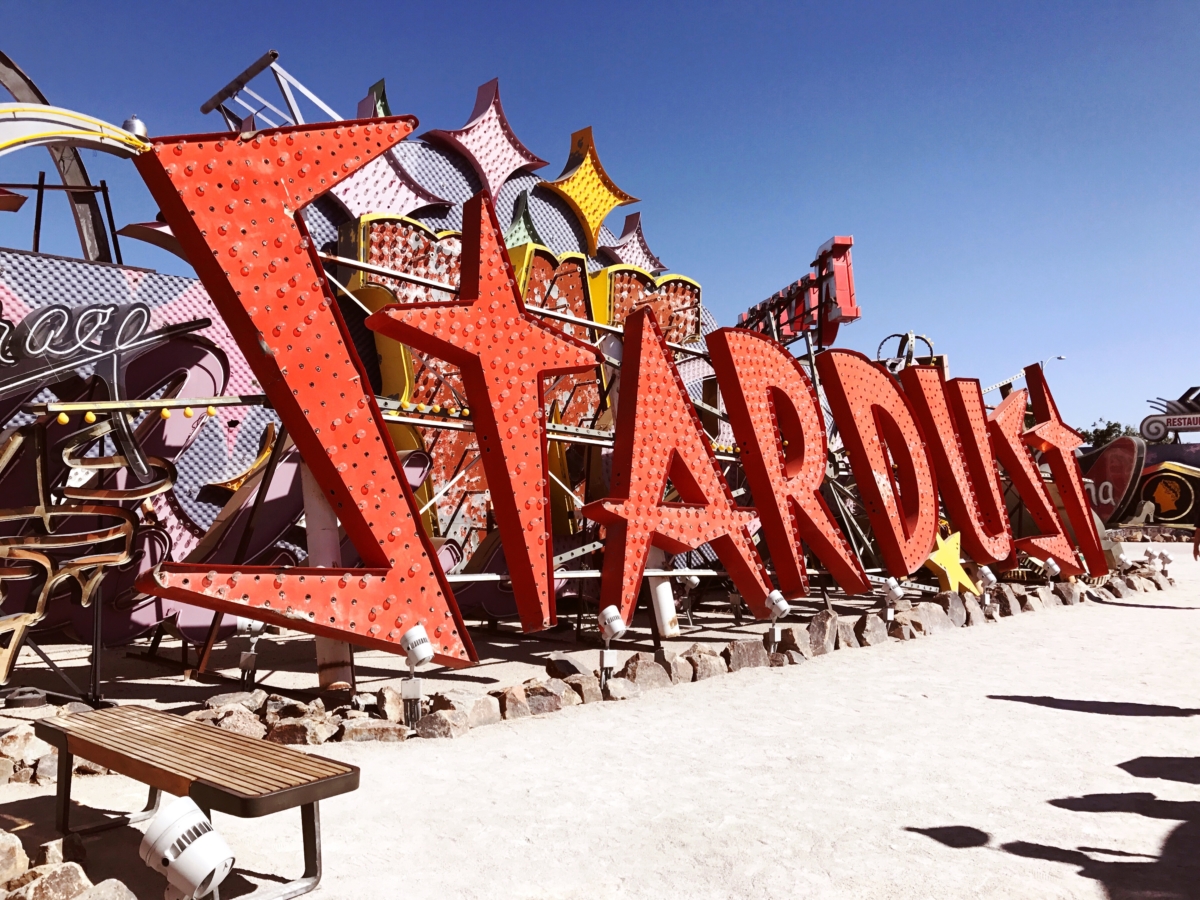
xmin=543 ymin=127 xmax=638 ymax=255
xmin=923 ymin=532 xmax=980 ymax=595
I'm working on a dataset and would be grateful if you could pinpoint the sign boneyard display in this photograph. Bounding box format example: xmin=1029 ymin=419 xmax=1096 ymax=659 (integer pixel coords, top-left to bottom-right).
xmin=0 ymin=65 xmax=1110 ymax=689
xmin=127 ymin=116 xmax=1106 ymax=666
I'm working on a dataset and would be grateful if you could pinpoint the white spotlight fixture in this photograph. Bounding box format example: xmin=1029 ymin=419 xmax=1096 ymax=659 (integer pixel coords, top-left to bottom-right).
xmin=140 ymin=796 xmax=233 ymax=900
xmin=978 ymin=566 xmax=998 ymax=589
xmin=597 ymin=605 xmax=626 ymax=688
xmin=400 ymin=623 xmax=434 ymax=670
xmin=1044 ymin=557 xmax=1061 ymax=579
xmin=764 ymin=589 xmax=790 ymax=653
xmin=400 ymin=624 xmax=434 ymax=727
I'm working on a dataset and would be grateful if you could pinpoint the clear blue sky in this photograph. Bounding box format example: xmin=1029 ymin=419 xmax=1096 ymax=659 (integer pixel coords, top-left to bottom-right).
xmin=1 ymin=1 xmax=1196 ymax=432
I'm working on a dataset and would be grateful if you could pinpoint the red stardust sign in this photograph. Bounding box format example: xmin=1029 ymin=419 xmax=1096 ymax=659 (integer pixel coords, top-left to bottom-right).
xmin=133 ymin=117 xmax=1106 ymax=659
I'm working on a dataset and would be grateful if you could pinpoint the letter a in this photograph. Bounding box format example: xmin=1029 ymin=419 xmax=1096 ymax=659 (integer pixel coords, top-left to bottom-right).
xmin=582 ymin=308 xmax=772 ymax=623
xmin=707 ymin=328 xmax=868 ymax=597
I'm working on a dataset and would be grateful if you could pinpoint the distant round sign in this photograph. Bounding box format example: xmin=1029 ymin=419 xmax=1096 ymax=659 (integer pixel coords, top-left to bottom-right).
xmin=1140 ymin=471 xmax=1195 ymax=523
xmin=1081 ymin=435 xmax=1144 ymax=524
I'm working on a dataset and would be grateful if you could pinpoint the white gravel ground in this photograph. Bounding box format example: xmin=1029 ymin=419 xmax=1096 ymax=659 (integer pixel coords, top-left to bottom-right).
xmin=1 ymin=542 xmax=1197 ymax=899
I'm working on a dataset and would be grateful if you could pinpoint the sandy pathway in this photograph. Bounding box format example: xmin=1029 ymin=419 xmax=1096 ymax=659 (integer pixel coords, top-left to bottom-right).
xmin=4 ymin=544 xmax=1198 ymax=899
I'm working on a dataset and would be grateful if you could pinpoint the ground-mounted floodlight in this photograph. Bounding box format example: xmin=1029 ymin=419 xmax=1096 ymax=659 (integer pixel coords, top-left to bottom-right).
xmin=140 ymin=796 xmax=233 ymax=900
xmin=883 ymin=577 xmax=904 ymax=621
xmin=400 ymin=624 xmax=434 ymax=727
xmin=764 ymin=589 xmax=790 ymax=653
xmin=234 ymin=618 xmax=266 ymax=691
xmin=597 ymin=605 xmax=626 ymax=689
xmin=976 ymin=566 xmax=997 ymax=605
xmin=1158 ymin=550 xmax=1173 ymax=577
xmin=1044 ymin=557 xmax=1061 ymax=579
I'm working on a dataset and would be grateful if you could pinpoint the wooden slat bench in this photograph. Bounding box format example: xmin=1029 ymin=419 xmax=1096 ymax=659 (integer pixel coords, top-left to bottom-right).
xmin=35 ymin=705 xmax=358 ymax=900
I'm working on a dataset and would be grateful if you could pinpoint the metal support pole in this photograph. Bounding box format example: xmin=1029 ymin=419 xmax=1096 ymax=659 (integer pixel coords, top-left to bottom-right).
xmin=198 ymin=424 xmax=288 ymax=674
xmin=99 ymin=181 xmax=122 ymax=265
xmin=32 ymin=171 xmax=45 ymax=252
xmin=87 ymin=592 xmax=102 ymax=706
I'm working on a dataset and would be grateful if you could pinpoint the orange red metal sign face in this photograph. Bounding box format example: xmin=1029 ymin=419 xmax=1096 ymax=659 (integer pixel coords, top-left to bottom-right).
xmin=367 ymin=194 xmax=600 ymax=632
xmin=123 ymin=115 xmax=1106 ymax=657
xmin=132 ymin=119 xmax=476 ymax=666
xmin=816 ymin=350 xmax=940 ymax=576
xmin=581 ymin=308 xmax=772 ymax=621
xmin=707 ymin=328 xmax=869 ymax=599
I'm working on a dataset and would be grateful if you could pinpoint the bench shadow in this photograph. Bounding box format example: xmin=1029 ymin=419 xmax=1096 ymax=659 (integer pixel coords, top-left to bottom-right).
xmin=987 ymin=695 xmax=1200 ymax=717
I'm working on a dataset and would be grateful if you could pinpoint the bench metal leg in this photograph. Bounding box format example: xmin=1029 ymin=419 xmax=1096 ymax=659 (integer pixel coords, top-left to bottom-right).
xmin=57 ymin=760 xmax=161 ymax=837
xmin=241 ymin=801 xmax=321 ymax=900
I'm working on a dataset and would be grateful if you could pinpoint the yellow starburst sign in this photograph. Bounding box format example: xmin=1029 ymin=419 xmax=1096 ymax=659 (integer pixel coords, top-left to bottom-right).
xmin=923 ymin=532 xmax=980 ymax=595
xmin=544 ymin=127 xmax=638 ymax=255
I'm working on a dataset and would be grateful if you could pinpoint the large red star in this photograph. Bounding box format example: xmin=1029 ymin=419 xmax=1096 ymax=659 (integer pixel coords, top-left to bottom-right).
xmin=582 ymin=307 xmax=771 ymax=623
xmin=368 ymin=193 xmax=600 ymax=631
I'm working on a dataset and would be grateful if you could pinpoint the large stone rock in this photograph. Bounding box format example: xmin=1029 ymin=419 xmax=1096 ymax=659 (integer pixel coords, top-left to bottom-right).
xmin=76 ymin=881 xmax=137 ymax=900
xmin=378 ymin=685 xmax=405 ymax=724
xmin=265 ymin=716 xmax=339 ymax=745
xmin=204 ymin=689 xmax=268 ymax=713
xmin=339 ymin=719 xmax=408 ymax=742
xmin=264 ymin=695 xmax=312 ymax=726
xmin=616 ymin=652 xmax=673 ymax=689
xmin=0 ymin=758 xmax=13 ymax=785
xmin=768 ymin=652 xmax=788 ymax=667
xmin=808 ymin=610 xmax=838 ymax=656
xmin=684 ymin=642 xmax=724 ymax=658
xmin=784 ymin=649 xmax=808 ymax=665
xmin=215 ymin=705 xmax=267 ymax=740
xmin=1106 ymin=578 xmax=1133 ymax=599
xmin=835 ymin=618 xmax=860 ymax=649
xmin=602 ymin=677 xmax=641 ymax=701
xmin=545 ymin=653 xmax=592 ymax=680
xmin=415 ymin=709 xmax=470 ymax=739
xmin=522 ymin=681 xmax=563 ymax=715
xmin=0 ymin=830 xmax=29 ymax=884
xmin=492 ymin=685 xmax=531 ymax=720
xmin=774 ymin=627 xmax=811 ymax=659
xmin=542 ymin=678 xmax=581 ymax=708
xmin=1020 ymin=591 xmax=1045 ymax=612
xmin=668 ymin=654 xmax=693 ymax=684
xmin=688 ymin=654 xmax=728 ymax=680
xmin=722 ymin=639 xmax=770 ymax=671
xmin=564 ymin=674 xmax=602 ymax=704
xmin=1053 ymin=581 xmax=1081 ymax=606
xmin=1150 ymin=572 xmax=1170 ymax=591
xmin=933 ymin=592 xmax=967 ymax=628
xmin=1036 ymin=585 xmax=1060 ymax=608
xmin=466 ymin=694 xmax=503 ymax=727
xmin=888 ymin=620 xmax=917 ymax=640
xmin=897 ymin=602 xmax=953 ymax=636
xmin=33 ymin=753 xmax=57 ymax=785
xmin=962 ymin=594 xmax=987 ymax=626
xmin=0 ymin=725 xmax=53 ymax=767
xmin=855 ymin=613 xmax=889 ymax=646
xmin=996 ymin=585 xmax=1024 ymax=616
xmin=33 ymin=836 xmax=84 ymax=868
xmin=5 ymin=863 xmax=91 ymax=900
xmin=1124 ymin=575 xmax=1147 ymax=593
xmin=184 ymin=708 xmax=220 ymax=726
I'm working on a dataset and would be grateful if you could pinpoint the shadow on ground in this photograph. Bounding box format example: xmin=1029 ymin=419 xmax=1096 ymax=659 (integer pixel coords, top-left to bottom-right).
xmin=908 ymin=757 xmax=1200 ymax=899
xmin=987 ymin=695 xmax=1200 ymax=717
